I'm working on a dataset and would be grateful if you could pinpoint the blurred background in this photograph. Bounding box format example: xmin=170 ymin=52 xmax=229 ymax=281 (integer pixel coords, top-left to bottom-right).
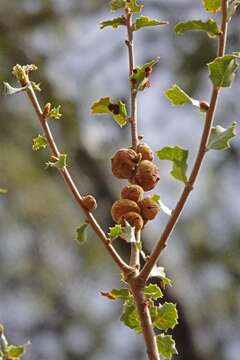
xmin=0 ymin=1 xmax=240 ymax=359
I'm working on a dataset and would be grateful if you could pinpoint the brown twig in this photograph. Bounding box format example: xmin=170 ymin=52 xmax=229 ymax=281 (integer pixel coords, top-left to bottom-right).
xmin=139 ymin=0 xmax=229 ymax=283
xmin=21 ymin=80 xmax=133 ymax=276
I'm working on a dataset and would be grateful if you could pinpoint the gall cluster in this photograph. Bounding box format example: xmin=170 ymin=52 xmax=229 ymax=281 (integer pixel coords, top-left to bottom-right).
xmin=111 ymin=143 xmax=160 ymax=230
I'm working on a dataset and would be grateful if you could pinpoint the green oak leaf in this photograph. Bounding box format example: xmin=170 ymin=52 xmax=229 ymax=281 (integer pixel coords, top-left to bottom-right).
xmin=100 ymin=16 xmax=126 ymax=29
xmin=174 ymin=19 xmax=221 ymax=38
xmin=164 ymin=84 xmax=200 ymax=108
xmin=151 ymin=302 xmax=178 ymax=331
xmin=130 ymin=58 xmax=159 ymax=91
xmin=144 ymin=284 xmax=163 ymax=300
xmin=101 ymin=288 xmax=131 ymax=301
xmin=49 ymin=105 xmax=62 ymax=120
xmin=156 ymin=334 xmax=178 ymax=360
xmin=202 ymin=0 xmax=221 ymax=12
xmin=134 ymin=16 xmax=168 ymax=31
xmin=126 ymin=0 xmax=143 ymax=13
xmin=76 ymin=223 xmax=89 ymax=244
xmin=120 ymin=222 xmax=135 ymax=243
xmin=108 ymin=224 xmax=123 ymax=240
xmin=150 ymin=266 xmax=172 ymax=287
xmin=46 ymin=154 xmax=67 ymax=170
xmin=208 ymin=54 xmax=240 ymax=87
xmin=7 ymin=345 xmax=26 ymax=358
xmin=3 ymin=82 xmax=28 ymax=96
xmin=91 ymin=97 xmax=128 ymax=127
xmin=207 ymin=122 xmax=237 ymax=150
xmin=227 ymin=0 xmax=240 ymax=21
xmin=111 ymin=0 xmax=125 ymax=11
xmin=32 ymin=135 xmax=48 ymax=151
xmin=120 ymin=304 xmax=142 ymax=332
xmin=157 ymin=146 xmax=189 ymax=183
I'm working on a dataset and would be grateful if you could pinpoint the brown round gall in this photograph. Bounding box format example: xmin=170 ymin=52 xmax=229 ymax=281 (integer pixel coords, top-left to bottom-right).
xmin=137 ymin=143 xmax=154 ymax=161
xmin=121 ymin=184 xmax=144 ymax=203
xmin=139 ymin=197 xmax=160 ymax=221
xmin=111 ymin=199 xmax=140 ymax=223
xmin=111 ymin=148 xmax=139 ymax=179
xmin=135 ymin=160 xmax=160 ymax=191
xmin=120 ymin=212 xmax=144 ymax=231
xmin=82 ymin=195 xmax=97 ymax=212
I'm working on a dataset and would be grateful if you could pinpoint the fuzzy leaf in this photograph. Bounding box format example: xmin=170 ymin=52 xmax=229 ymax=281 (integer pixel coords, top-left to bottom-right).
xmin=151 ymin=303 xmax=178 ymax=331
xmin=121 ymin=222 xmax=135 ymax=243
xmin=156 ymin=334 xmax=178 ymax=360
xmin=101 ymin=288 xmax=131 ymax=301
xmin=100 ymin=16 xmax=126 ymax=29
xmin=108 ymin=224 xmax=123 ymax=240
xmin=135 ymin=16 xmax=168 ymax=30
xmin=207 ymin=122 xmax=237 ymax=150
xmin=49 ymin=105 xmax=62 ymax=120
xmin=227 ymin=0 xmax=240 ymax=21
xmin=120 ymin=304 xmax=141 ymax=332
xmin=111 ymin=0 xmax=125 ymax=11
xmin=144 ymin=284 xmax=163 ymax=300
xmin=3 ymin=82 xmax=28 ymax=96
xmin=76 ymin=223 xmax=88 ymax=244
xmin=7 ymin=345 xmax=26 ymax=358
xmin=130 ymin=58 xmax=159 ymax=91
xmin=208 ymin=54 xmax=240 ymax=87
xmin=32 ymin=135 xmax=48 ymax=151
xmin=174 ymin=19 xmax=221 ymax=38
xmin=164 ymin=84 xmax=200 ymax=107
xmin=157 ymin=146 xmax=189 ymax=183
xmin=91 ymin=97 xmax=128 ymax=127
xmin=126 ymin=0 xmax=143 ymax=13
xmin=46 ymin=154 xmax=67 ymax=170
xmin=202 ymin=0 xmax=221 ymax=12
xmin=151 ymin=267 xmax=172 ymax=287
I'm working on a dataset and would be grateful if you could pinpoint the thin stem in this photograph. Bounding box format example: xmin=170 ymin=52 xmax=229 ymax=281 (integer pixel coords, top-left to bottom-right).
xmin=126 ymin=10 xmax=138 ymax=151
xmin=23 ymin=82 xmax=133 ymax=276
xmin=139 ymin=0 xmax=229 ymax=283
xmin=130 ymin=280 xmax=160 ymax=360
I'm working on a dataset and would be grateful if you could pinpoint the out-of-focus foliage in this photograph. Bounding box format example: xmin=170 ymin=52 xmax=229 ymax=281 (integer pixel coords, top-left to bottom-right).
xmin=0 ymin=1 xmax=240 ymax=360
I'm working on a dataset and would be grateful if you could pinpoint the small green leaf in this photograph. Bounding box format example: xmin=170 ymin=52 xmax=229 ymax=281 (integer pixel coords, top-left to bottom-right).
xmin=32 ymin=135 xmax=48 ymax=151
xmin=130 ymin=58 xmax=160 ymax=91
xmin=164 ymin=84 xmax=200 ymax=107
xmin=76 ymin=223 xmax=88 ymax=244
xmin=202 ymin=0 xmax=221 ymax=12
xmin=135 ymin=241 xmax=142 ymax=251
xmin=156 ymin=334 xmax=178 ymax=360
xmin=100 ymin=16 xmax=126 ymax=29
xmin=108 ymin=224 xmax=123 ymax=240
xmin=207 ymin=122 xmax=237 ymax=150
xmin=126 ymin=0 xmax=143 ymax=13
xmin=134 ymin=16 xmax=168 ymax=31
xmin=0 ymin=189 xmax=8 ymax=194
xmin=7 ymin=345 xmax=26 ymax=358
xmin=157 ymin=146 xmax=189 ymax=183
xmin=111 ymin=0 xmax=125 ymax=11
xmin=227 ymin=0 xmax=240 ymax=21
xmin=31 ymin=81 xmax=41 ymax=92
xmin=46 ymin=154 xmax=67 ymax=170
xmin=120 ymin=304 xmax=141 ymax=333
xmin=3 ymin=82 xmax=28 ymax=96
xmin=121 ymin=222 xmax=135 ymax=243
xmin=150 ymin=266 xmax=172 ymax=288
xmin=49 ymin=105 xmax=62 ymax=120
xmin=151 ymin=195 xmax=172 ymax=216
xmin=91 ymin=97 xmax=128 ymax=127
xmin=151 ymin=303 xmax=178 ymax=331
xmin=208 ymin=54 xmax=240 ymax=87
xmin=174 ymin=19 xmax=221 ymax=38
xmin=101 ymin=288 xmax=131 ymax=301
xmin=144 ymin=284 xmax=163 ymax=300
xmin=151 ymin=194 xmax=161 ymax=203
